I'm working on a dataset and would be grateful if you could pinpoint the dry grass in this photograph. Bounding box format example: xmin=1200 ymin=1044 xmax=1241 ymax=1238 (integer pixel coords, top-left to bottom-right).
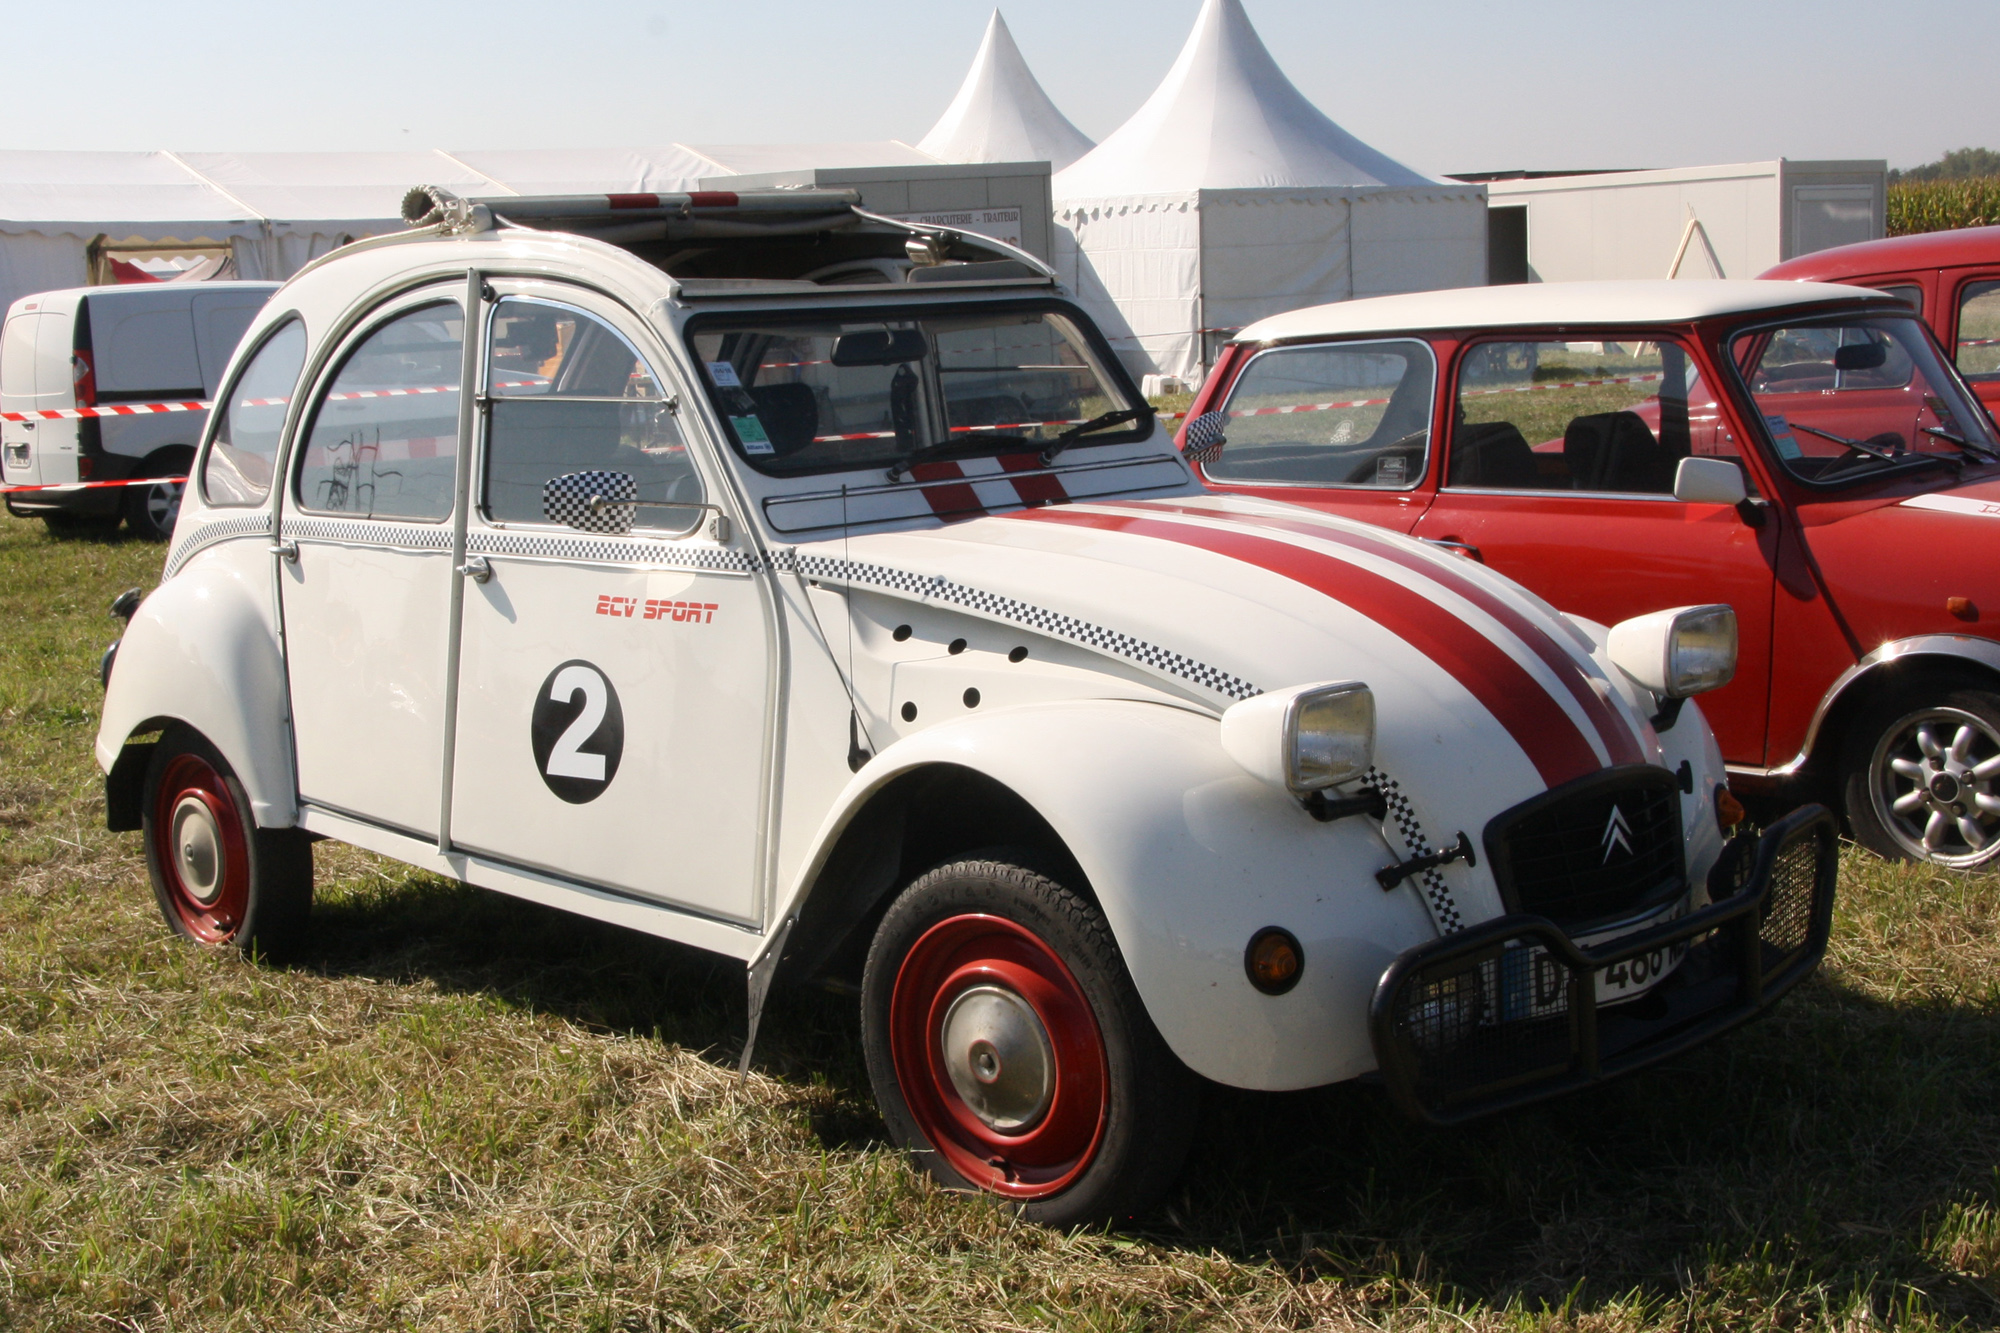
xmin=5 ymin=513 xmax=2000 ymax=1330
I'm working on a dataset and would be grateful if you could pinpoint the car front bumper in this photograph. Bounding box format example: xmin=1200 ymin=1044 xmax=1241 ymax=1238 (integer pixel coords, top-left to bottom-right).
xmin=1368 ymin=804 xmax=1839 ymax=1125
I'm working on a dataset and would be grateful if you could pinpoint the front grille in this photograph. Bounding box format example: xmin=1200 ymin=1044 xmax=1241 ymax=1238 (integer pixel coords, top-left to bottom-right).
xmin=1484 ymin=766 xmax=1685 ymax=926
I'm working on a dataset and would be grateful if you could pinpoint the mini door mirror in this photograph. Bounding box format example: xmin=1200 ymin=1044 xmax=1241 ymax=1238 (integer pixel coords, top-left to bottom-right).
xmin=543 ymin=470 xmax=637 ymax=534
xmin=1182 ymin=411 xmax=1228 ymax=464
xmin=1672 ymin=456 xmax=1747 ymax=506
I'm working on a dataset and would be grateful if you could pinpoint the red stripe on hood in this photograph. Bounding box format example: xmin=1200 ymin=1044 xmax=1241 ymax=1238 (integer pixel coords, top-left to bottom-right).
xmin=998 ymin=451 xmax=1068 ymax=506
xmin=1127 ymin=502 xmax=1648 ymax=767
xmin=1015 ymin=507 xmax=1606 ymax=787
xmin=910 ymin=461 xmax=985 ymax=520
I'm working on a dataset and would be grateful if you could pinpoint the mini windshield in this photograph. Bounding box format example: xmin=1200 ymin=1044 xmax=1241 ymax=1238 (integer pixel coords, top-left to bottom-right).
xmin=687 ymin=305 xmax=1146 ymax=477
xmin=1731 ymin=314 xmax=2000 ymax=487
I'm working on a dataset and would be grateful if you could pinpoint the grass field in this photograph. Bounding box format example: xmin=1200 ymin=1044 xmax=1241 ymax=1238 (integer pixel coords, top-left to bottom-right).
xmin=5 ymin=513 xmax=2000 ymax=1331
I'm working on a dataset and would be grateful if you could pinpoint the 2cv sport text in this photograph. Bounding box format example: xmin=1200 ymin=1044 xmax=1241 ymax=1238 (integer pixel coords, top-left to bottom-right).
xmin=93 ymin=186 xmax=1839 ymax=1224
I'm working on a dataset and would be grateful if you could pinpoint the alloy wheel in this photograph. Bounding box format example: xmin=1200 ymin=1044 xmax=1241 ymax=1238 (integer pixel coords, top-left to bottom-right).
xmin=1869 ymin=705 xmax=2000 ymax=867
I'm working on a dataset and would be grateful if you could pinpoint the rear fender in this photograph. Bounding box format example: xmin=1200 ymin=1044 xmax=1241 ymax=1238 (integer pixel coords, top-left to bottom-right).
xmin=95 ymin=554 xmax=295 ymax=828
xmin=774 ymin=698 xmax=1437 ymax=1091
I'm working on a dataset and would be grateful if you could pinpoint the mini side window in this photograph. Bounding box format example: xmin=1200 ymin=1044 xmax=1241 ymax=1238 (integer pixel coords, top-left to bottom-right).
xmin=296 ymin=301 xmax=462 ymax=521
xmin=201 ymin=319 xmax=305 ymax=506
xmin=1208 ymin=339 xmax=1435 ymax=489
xmin=1957 ymin=280 xmax=2000 ymax=382
xmin=482 ymin=297 xmax=701 ymax=533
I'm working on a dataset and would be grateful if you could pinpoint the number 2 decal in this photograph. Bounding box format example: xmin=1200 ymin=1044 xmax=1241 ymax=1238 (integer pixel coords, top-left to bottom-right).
xmin=530 ymin=660 xmax=625 ymax=804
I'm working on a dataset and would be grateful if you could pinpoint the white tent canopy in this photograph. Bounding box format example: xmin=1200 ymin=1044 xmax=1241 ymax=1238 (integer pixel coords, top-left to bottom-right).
xmin=1052 ymin=0 xmax=1484 ymax=382
xmin=918 ymin=11 xmax=1095 ymax=173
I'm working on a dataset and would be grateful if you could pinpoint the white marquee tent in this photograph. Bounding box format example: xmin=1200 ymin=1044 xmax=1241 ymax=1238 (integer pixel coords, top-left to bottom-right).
xmin=917 ymin=11 xmax=1095 ymax=173
xmin=1052 ymin=0 xmax=1486 ymax=383
xmin=0 ymin=142 xmax=942 ymax=314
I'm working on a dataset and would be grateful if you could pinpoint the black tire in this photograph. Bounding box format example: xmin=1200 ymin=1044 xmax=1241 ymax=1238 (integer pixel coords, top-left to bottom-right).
xmin=861 ymin=855 xmax=1199 ymax=1227
xmin=123 ymin=452 xmax=192 ymax=542
xmin=1841 ymin=676 xmax=2000 ymax=869
xmin=141 ymin=729 xmax=313 ymax=958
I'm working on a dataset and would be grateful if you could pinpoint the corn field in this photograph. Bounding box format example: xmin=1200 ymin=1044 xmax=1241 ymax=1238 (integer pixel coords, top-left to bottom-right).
xmin=1888 ymin=176 xmax=2000 ymax=235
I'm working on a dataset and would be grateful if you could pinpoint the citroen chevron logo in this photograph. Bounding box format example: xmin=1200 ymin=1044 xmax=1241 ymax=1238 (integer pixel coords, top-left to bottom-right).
xmin=1601 ymin=805 xmax=1635 ymax=863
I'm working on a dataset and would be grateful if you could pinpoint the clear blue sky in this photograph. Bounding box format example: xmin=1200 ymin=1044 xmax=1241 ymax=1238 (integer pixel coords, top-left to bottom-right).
xmin=13 ymin=0 xmax=1995 ymax=175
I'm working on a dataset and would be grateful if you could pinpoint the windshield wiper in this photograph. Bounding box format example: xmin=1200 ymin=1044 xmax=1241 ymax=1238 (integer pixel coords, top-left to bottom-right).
xmin=884 ymin=433 xmax=1036 ymax=482
xmin=1038 ymin=408 xmax=1150 ymax=465
xmin=1924 ymin=424 xmax=2000 ymax=462
xmin=1792 ymin=421 xmax=1899 ymax=460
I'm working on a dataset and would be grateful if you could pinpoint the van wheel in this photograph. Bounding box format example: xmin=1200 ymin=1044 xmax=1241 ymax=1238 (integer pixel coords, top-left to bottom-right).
xmin=1842 ymin=679 xmax=2000 ymax=869
xmin=142 ymin=730 xmax=312 ymax=957
xmin=861 ymin=856 xmax=1198 ymax=1227
xmin=124 ymin=452 xmax=192 ymax=541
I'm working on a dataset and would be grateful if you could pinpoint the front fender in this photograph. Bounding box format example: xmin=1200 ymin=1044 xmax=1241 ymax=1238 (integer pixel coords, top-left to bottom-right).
xmin=95 ymin=556 xmax=296 ymax=827
xmin=778 ymin=698 xmax=1438 ymax=1091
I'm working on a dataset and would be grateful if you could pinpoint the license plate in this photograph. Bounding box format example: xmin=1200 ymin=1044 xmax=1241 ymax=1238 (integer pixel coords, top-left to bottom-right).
xmin=1580 ymin=895 xmax=1690 ymax=1004
xmin=1497 ymin=895 xmax=1691 ymax=1019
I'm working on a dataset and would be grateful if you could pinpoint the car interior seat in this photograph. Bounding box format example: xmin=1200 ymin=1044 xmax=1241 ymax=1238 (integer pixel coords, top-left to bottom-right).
xmin=1448 ymin=421 xmax=1538 ymax=489
xmin=1563 ymin=411 xmax=1677 ymax=493
xmin=747 ymin=382 xmax=820 ymax=456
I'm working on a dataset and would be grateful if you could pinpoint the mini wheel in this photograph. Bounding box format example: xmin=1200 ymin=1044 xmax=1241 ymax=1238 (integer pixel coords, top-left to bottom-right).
xmin=861 ymin=855 xmax=1197 ymax=1226
xmin=142 ymin=730 xmax=313 ymax=956
xmin=1842 ymin=679 xmax=2000 ymax=869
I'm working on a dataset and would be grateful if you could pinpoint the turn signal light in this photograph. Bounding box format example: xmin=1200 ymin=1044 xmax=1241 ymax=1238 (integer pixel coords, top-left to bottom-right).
xmin=1716 ymin=784 xmax=1746 ymax=832
xmin=1245 ymin=927 xmax=1302 ymax=995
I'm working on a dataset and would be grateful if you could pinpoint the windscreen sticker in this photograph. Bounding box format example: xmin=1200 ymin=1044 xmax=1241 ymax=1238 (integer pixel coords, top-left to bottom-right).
xmin=707 ymin=360 xmax=742 ymax=388
xmin=732 ymin=414 xmax=774 ymax=456
xmin=1374 ymin=454 xmax=1408 ymax=485
xmin=1764 ymin=413 xmax=1803 ymax=460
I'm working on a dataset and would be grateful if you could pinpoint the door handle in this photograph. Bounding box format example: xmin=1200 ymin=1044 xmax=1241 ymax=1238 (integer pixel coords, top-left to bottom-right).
xmin=1422 ymin=537 xmax=1482 ymax=562
xmin=458 ymin=555 xmax=492 ymax=583
xmin=269 ymin=539 xmax=299 ymax=563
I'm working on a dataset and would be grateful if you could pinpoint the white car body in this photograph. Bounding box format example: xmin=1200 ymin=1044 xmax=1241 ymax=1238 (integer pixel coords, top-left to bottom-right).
xmin=95 ymin=193 xmax=1835 ymax=1145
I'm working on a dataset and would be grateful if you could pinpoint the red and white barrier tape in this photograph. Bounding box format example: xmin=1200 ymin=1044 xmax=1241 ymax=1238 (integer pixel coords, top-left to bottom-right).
xmin=1 ymin=379 xmax=559 ymax=424
xmin=1 ymin=474 xmax=186 ymax=494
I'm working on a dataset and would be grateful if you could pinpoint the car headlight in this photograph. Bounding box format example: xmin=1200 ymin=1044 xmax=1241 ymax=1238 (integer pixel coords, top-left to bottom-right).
xmin=1607 ymin=604 xmax=1737 ymax=699
xmin=1220 ymin=681 xmax=1375 ymax=794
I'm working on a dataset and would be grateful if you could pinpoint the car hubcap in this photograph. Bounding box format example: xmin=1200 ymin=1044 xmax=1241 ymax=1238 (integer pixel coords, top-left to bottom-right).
xmin=171 ymin=796 xmax=225 ymax=904
xmin=888 ymin=913 xmax=1108 ymax=1199
xmin=146 ymin=480 xmax=183 ymax=533
xmin=1872 ymin=706 xmax=2000 ymax=866
xmin=939 ymin=984 xmax=1055 ymax=1132
xmin=150 ymin=753 xmax=250 ymax=942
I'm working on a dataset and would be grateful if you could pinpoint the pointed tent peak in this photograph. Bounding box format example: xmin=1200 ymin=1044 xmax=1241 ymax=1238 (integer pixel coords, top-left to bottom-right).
xmin=917 ymin=10 xmax=1096 ymax=172
xmin=1055 ymin=0 xmax=1431 ymax=198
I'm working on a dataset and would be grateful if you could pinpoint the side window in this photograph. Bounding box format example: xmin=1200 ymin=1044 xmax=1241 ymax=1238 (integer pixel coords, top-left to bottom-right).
xmin=1206 ymin=339 xmax=1434 ymax=488
xmin=483 ymin=297 xmax=700 ymax=533
xmin=201 ymin=319 xmax=305 ymax=506
xmin=1957 ymin=280 xmax=2000 ymax=382
xmin=1873 ymin=283 xmax=1922 ymax=314
xmin=296 ymin=301 xmax=462 ymax=521
xmin=1450 ymin=338 xmax=1744 ymax=496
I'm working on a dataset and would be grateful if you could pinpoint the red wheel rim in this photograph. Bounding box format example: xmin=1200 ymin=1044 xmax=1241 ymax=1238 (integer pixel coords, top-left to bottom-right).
xmin=150 ymin=753 xmax=250 ymax=943
xmin=889 ymin=913 xmax=1108 ymax=1199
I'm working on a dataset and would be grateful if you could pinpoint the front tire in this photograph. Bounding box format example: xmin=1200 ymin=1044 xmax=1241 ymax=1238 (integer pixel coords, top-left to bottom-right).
xmin=1842 ymin=679 xmax=2000 ymax=869
xmin=861 ymin=856 xmax=1198 ymax=1226
xmin=142 ymin=730 xmax=313 ymax=956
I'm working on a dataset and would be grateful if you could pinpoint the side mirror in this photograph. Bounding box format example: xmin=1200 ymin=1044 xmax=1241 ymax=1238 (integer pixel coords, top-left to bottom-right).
xmin=1182 ymin=410 xmax=1228 ymax=464
xmin=1672 ymin=456 xmax=1747 ymax=506
xmin=830 ymin=328 xmax=930 ymax=367
xmin=544 ymin=470 xmax=636 ymax=534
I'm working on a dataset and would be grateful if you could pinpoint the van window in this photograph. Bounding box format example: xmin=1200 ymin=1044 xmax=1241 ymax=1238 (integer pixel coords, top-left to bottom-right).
xmin=1957 ymin=280 xmax=2000 ymax=382
xmin=481 ymin=297 xmax=700 ymax=533
xmin=89 ymin=294 xmax=202 ymax=400
xmin=193 ymin=293 xmax=273 ymax=393
xmin=202 ymin=320 xmax=306 ymax=506
xmin=296 ymin=302 xmax=461 ymax=521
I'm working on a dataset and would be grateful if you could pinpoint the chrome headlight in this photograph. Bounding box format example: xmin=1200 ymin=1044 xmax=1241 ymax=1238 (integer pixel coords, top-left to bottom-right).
xmin=1220 ymin=681 xmax=1375 ymax=794
xmin=1607 ymin=604 xmax=1737 ymax=699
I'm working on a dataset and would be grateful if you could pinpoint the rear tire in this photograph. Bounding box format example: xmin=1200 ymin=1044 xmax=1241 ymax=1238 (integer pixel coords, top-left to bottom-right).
xmin=1841 ymin=678 xmax=2000 ymax=869
xmin=141 ymin=730 xmax=313 ymax=957
xmin=861 ymin=855 xmax=1198 ymax=1227
xmin=123 ymin=452 xmax=191 ymax=542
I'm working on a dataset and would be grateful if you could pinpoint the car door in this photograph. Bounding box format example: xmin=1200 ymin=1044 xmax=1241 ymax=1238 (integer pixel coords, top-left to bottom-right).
xmin=1 ymin=310 xmax=52 ymax=483
xmin=1948 ymin=270 xmax=2000 ymax=418
xmin=278 ymin=288 xmax=465 ymax=838
xmin=1411 ymin=334 xmax=1779 ymax=765
xmin=1194 ymin=337 xmax=1440 ymax=533
xmin=444 ymin=286 xmax=770 ymax=925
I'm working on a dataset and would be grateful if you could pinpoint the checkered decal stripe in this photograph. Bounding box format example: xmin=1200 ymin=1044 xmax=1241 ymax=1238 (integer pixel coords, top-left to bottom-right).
xmin=1365 ymin=767 xmax=1466 ymax=935
xmin=282 ymin=517 xmax=453 ymax=550
xmin=787 ymin=551 xmax=1262 ymax=702
xmin=469 ymin=529 xmax=757 ymax=573
xmin=543 ymin=470 xmax=635 ymax=534
xmin=163 ymin=512 xmax=274 ymax=579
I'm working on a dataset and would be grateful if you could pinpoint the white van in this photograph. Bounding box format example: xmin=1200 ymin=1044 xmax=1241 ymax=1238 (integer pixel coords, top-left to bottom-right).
xmin=1 ymin=282 xmax=278 ymax=539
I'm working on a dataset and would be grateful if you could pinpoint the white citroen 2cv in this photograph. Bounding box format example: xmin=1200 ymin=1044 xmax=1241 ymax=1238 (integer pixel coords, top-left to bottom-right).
xmin=96 ymin=186 xmax=1839 ymax=1224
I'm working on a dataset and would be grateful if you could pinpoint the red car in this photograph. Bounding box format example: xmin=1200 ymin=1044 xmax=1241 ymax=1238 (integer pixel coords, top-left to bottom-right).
xmin=1178 ymin=280 xmax=2000 ymax=868
xmin=1763 ymin=225 xmax=2000 ymax=419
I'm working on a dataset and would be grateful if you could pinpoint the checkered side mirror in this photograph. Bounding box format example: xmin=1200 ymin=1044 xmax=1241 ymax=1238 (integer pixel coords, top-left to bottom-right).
xmin=543 ymin=470 xmax=637 ymax=534
xmin=1182 ymin=411 xmax=1228 ymax=465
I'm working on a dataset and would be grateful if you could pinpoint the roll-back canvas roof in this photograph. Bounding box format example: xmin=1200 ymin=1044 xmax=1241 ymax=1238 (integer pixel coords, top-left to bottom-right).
xmin=918 ymin=11 xmax=1095 ymax=173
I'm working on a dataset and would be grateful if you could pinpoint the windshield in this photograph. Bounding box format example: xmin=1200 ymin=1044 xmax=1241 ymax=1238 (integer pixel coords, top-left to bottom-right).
xmin=1731 ymin=314 xmax=2000 ymax=488
xmin=688 ymin=305 xmax=1146 ymax=477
